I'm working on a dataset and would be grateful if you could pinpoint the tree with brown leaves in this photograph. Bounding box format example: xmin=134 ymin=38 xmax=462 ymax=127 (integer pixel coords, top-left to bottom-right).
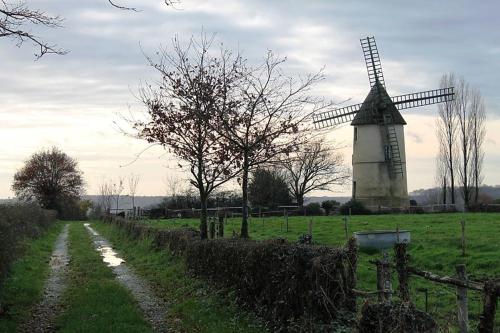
xmin=134 ymin=35 xmax=241 ymax=239
xmin=215 ymin=52 xmax=328 ymax=238
xmin=12 ymin=147 xmax=84 ymax=211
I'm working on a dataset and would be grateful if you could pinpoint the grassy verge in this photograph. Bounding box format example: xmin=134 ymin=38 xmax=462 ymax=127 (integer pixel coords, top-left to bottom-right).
xmin=55 ymin=222 xmax=153 ymax=333
xmin=145 ymin=213 xmax=500 ymax=330
xmin=0 ymin=222 xmax=64 ymax=332
xmin=92 ymin=221 xmax=267 ymax=333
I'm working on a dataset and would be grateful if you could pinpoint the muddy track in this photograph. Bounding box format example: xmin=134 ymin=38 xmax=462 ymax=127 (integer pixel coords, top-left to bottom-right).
xmin=84 ymin=223 xmax=169 ymax=333
xmin=19 ymin=224 xmax=70 ymax=333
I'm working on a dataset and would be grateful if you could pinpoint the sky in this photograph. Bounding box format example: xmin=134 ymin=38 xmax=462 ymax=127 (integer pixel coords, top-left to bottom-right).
xmin=1 ymin=0 xmax=499 ymax=198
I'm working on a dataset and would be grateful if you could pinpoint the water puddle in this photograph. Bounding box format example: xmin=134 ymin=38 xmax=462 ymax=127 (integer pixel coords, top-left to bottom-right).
xmin=84 ymin=223 xmax=125 ymax=267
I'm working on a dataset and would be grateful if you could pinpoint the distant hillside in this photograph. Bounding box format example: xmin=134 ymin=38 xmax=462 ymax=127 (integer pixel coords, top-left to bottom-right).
xmin=83 ymin=195 xmax=165 ymax=210
xmin=409 ymin=185 xmax=500 ymax=206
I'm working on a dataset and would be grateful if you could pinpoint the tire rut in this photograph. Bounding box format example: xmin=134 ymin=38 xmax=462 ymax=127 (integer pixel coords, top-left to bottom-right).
xmin=83 ymin=223 xmax=169 ymax=333
xmin=19 ymin=224 xmax=70 ymax=333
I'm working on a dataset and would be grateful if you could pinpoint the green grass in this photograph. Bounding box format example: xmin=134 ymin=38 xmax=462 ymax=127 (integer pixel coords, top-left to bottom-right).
xmin=146 ymin=212 xmax=500 ymax=331
xmin=92 ymin=221 xmax=267 ymax=333
xmin=0 ymin=222 xmax=64 ymax=333
xmin=55 ymin=222 xmax=153 ymax=333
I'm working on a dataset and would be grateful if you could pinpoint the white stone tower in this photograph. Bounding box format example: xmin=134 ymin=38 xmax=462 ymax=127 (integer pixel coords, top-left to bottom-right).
xmin=311 ymin=36 xmax=455 ymax=211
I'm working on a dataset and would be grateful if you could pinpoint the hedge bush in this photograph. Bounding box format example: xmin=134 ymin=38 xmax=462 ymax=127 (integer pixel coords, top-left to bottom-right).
xmin=186 ymin=238 xmax=357 ymax=330
xmin=0 ymin=204 xmax=57 ymax=282
xmin=103 ymin=216 xmax=358 ymax=331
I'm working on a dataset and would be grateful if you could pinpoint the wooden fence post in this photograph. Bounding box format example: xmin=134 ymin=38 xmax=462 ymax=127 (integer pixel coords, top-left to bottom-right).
xmin=395 ymin=243 xmax=410 ymax=302
xmin=456 ymin=264 xmax=468 ymax=333
xmin=209 ymin=217 xmax=215 ymax=239
xmin=218 ymin=214 xmax=224 ymax=238
xmin=346 ymin=237 xmax=358 ymax=312
xmin=376 ymin=253 xmax=392 ymax=302
xmin=460 ymin=219 xmax=466 ymax=257
xmin=478 ymin=281 xmax=498 ymax=333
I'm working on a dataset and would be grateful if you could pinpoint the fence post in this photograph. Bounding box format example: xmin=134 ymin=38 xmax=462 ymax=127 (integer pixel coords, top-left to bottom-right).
xmin=218 ymin=214 xmax=224 ymax=238
xmin=478 ymin=281 xmax=498 ymax=333
xmin=395 ymin=243 xmax=410 ymax=302
xmin=376 ymin=254 xmax=392 ymax=302
xmin=209 ymin=217 xmax=215 ymax=239
xmin=460 ymin=219 xmax=466 ymax=257
xmin=346 ymin=237 xmax=358 ymax=312
xmin=456 ymin=264 xmax=468 ymax=333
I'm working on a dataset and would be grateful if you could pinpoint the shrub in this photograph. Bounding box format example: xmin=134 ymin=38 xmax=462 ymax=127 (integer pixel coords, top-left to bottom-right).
xmin=185 ymin=238 xmax=357 ymax=331
xmin=321 ymin=200 xmax=340 ymax=215
xmin=304 ymin=202 xmax=322 ymax=216
xmin=0 ymin=204 xmax=57 ymax=283
xmin=104 ymin=216 xmax=358 ymax=331
xmin=340 ymin=199 xmax=371 ymax=215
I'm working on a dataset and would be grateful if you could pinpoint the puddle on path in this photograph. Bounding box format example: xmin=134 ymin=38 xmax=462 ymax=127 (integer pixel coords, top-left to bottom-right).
xmin=84 ymin=223 xmax=125 ymax=267
xmin=84 ymin=223 xmax=168 ymax=332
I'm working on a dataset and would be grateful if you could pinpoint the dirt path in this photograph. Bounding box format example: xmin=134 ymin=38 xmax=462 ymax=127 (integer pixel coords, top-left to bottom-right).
xmin=19 ymin=224 xmax=70 ymax=333
xmin=83 ymin=223 xmax=169 ymax=333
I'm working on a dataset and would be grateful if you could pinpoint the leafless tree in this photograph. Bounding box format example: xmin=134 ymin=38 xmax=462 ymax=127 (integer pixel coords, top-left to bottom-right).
xmin=434 ymin=143 xmax=448 ymax=204
xmin=215 ymin=52 xmax=328 ymax=238
xmin=469 ymin=88 xmax=486 ymax=205
xmin=436 ymin=73 xmax=458 ymax=204
xmin=0 ymin=0 xmax=65 ymax=58
xmin=112 ymin=177 xmax=125 ymax=212
xmin=455 ymin=77 xmax=474 ymax=209
xmin=133 ymin=35 xmax=240 ymax=239
xmin=98 ymin=179 xmax=114 ymax=214
xmin=281 ymin=137 xmax=350 ymax=207
xmin=128 ymin=173 xmax=140 ymax=210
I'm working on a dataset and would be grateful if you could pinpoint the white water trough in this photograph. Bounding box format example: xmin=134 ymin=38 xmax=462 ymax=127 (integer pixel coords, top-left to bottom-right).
xmin=354 ymin=230 xmax=410 ymax=251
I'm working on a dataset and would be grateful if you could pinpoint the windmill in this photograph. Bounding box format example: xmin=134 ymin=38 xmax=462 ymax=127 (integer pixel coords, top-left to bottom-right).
xmin=313 ymin=36 xmax=454 ymax=209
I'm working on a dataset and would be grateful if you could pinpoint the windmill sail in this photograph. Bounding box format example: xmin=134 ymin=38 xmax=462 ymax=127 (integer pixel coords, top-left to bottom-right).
xmin=361 ymin=36 xmax=386 ymax=88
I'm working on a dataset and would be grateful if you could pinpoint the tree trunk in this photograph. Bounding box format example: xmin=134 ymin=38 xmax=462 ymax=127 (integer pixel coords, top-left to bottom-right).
xmin=199 ymin=194 xmax=208 ymax=239
xmin=449 ymin=141 xmax=456 ymax=205
xmin=240 ymin=165 xmax=250 ymax=238
xmin=442 ymin=176 xmax=447 ymax=205
xmin=297 ymin=195 xmax=304 ymax=208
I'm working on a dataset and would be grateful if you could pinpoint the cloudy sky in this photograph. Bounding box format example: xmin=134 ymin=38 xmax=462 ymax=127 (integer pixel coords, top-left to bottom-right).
xmin=1 ymin=0 xmax=499 ymax=198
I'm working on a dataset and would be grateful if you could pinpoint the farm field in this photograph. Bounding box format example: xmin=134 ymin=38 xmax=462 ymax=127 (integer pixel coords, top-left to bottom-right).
xmin=145 ymin=212 xmax=500 ymax=330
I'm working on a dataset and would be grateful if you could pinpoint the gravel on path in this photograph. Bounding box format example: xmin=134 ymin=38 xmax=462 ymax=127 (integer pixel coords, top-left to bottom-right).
xmin=19 ymin=224 xmax=70 ymax=333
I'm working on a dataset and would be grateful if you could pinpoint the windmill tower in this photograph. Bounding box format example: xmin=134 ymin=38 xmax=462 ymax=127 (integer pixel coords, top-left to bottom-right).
xmin=313 ymin=36 xmax=454 ymax=210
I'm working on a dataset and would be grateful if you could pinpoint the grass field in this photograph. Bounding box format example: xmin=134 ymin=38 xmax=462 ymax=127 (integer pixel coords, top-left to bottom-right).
xmin=144 ymin=212 xmax=500 ymax=331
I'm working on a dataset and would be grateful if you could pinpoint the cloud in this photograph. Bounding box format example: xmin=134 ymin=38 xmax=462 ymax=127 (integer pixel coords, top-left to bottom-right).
xmin=1 ymin=0 xmax=500 ymax=197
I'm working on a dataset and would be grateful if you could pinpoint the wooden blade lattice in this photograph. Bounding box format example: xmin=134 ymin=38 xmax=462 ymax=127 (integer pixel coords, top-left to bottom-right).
xmin=361 ymin=36 xmax=385 ymax=88
xmin=391 ymin=87 xmax=454 ymax=110
xmin=312 ymin=103 xmax=362 ymax=129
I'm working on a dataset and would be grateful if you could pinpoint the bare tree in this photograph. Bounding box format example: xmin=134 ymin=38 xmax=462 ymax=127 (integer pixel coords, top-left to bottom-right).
xmin=98 ymin=179 xmax=114 ymax=214
xmin=133 ymin=35 xmax=239 ymax=239
xmin=435 ymin=143 xmax=448 ymax=204
xmin=469 ymin=88 xmax=486 ymax=205
xmin=215 ymin=52 xmax=328 ymax=238
xmin=281 ymin=137 xmax=349 ymax=207
xmin=112 ymin=177 xmax=125 ymax=212
xmin=0 ymin=1 xmax=65 ymax=58
xmin=455 ymin=77 xmax=474 ymax=209
xmin=128 ymin=173 xmax=140 ymax=210
xmin=436 ymin=73 xmax=458 ymax=204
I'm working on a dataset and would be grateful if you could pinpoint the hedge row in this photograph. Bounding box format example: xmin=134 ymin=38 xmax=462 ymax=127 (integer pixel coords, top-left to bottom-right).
xmin=0 ymin=204 xmax=57 ymax=282
xmin=104 ymin=216 xmax=357 ymax=331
